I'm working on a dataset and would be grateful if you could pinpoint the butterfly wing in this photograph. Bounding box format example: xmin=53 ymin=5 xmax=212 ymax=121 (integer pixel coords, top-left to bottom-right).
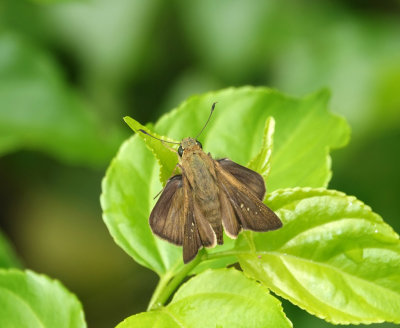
xmin=182 ymin=195 xmax=202 ymax=263
xmin=215 ymin=160 xmax=282 ymax=237
xmin=149 ymin=173 xmax=218 ymax=263
xmin=219 ymin=186 xmax=241 ymax=238
xmin=149 ymin=175 xmax=185 ymax=245
xmin=182 ymin=173 xmax=216 ymax=263
xmin=217 ymin=158 xmax=266 ymax=200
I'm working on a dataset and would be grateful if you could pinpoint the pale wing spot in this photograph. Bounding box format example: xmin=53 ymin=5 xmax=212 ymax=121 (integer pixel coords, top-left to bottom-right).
xmin=240 ymin=203 xmax=244 ymax=208
xmin=246 ymin=207 xmax=250 ymax=211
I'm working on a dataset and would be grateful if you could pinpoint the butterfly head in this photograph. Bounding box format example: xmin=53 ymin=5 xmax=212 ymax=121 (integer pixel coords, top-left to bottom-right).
xmin=178 ymin=137 xmax=202 ymax=157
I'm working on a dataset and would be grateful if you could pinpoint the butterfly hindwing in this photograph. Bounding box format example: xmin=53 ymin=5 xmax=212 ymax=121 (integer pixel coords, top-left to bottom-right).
xmin=183 ymin=198 xmax=203 ymax=263
xmin=219 ymin=187 xmax=241 ymax=238
xmin=193 ymin=201 xmax=217 ymax=248
xmin=181 ymin=174 xmax=205 ymax=263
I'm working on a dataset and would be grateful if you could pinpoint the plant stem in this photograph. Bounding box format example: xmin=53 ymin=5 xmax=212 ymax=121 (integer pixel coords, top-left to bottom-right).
xmin=146 ymin=272 xmax=173 ymax=311
xmin=147 ymin=250 xmax=205 ymax=311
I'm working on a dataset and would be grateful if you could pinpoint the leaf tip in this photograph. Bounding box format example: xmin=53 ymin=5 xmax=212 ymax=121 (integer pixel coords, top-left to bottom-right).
xmin=123 ymin=116 xmax=143 ymax=135
xmin=123 ymin=116 xmax=131 ymax=123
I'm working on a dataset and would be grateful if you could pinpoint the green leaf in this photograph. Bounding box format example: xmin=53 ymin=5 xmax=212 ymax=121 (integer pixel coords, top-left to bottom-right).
xmin=0 ymin=269 xmax=86 ymax=328
xmin=123 ymin=116 xmax=179 ymax=185
xmin=116 ymin=311 xmax=176 ymax=328
xmin=101 ymin=86 xmax=349 ymax=276
xmin=0 ymin=32 xmax=124 ymax=167
xmin=101 ymin=135 xmax=182 ymax=276
xmin=116 ymin=269 xmax=292 ymax=328
xmin=0 ymin=230 xmax=21 ymax=269
xmin=238 ymin=188 xmax=400 ymax=324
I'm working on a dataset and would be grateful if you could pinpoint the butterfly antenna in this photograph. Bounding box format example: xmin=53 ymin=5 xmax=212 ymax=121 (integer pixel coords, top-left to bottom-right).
xmin=195 ymin=102 xmax=217 ymax=139
xmin=138 ymin=129 xmax=180 ymax=145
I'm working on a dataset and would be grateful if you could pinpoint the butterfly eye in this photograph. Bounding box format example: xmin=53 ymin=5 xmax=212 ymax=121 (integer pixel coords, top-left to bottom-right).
xmin=178 ymin=145 xmax=184 ymax=157
xmin=196 ymin=140 xmax=202 ymax=148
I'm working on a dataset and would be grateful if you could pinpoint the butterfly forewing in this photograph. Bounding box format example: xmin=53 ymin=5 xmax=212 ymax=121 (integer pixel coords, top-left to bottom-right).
xmin=216 ymin=161 xmax=282 ymax=233
xmin=149 ymin=175 xmax=185 ymax=245
xmin=217 ymin=159 xmax=266 ymax=200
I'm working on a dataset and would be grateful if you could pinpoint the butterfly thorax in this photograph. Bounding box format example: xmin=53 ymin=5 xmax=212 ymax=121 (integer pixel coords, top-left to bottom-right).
xmin=180 ymin=140 xmax=217 ymax=197
xmin=180 ymin=137 xmax=200 ymax=151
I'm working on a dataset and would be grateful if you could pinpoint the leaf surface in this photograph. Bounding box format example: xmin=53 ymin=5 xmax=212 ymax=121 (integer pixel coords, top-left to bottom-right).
xmin=0 ymin=269 xmax=86 ymax=328
xmin=116 ymin=269 xmax=292 ymax=328
xmin=238 ymin=188 xmax=400 ymax=324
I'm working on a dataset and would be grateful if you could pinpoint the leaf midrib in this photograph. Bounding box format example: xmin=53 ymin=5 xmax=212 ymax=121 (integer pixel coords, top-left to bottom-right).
xmin=241 ymin=251 xmax=400 ymax=300
xmin=0 ymin=286 xmax=46 ymax=328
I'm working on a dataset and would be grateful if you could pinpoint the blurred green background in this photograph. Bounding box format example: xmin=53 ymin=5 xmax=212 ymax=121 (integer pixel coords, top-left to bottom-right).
xmin=0 ymin=0 xmax=399 ymax=327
